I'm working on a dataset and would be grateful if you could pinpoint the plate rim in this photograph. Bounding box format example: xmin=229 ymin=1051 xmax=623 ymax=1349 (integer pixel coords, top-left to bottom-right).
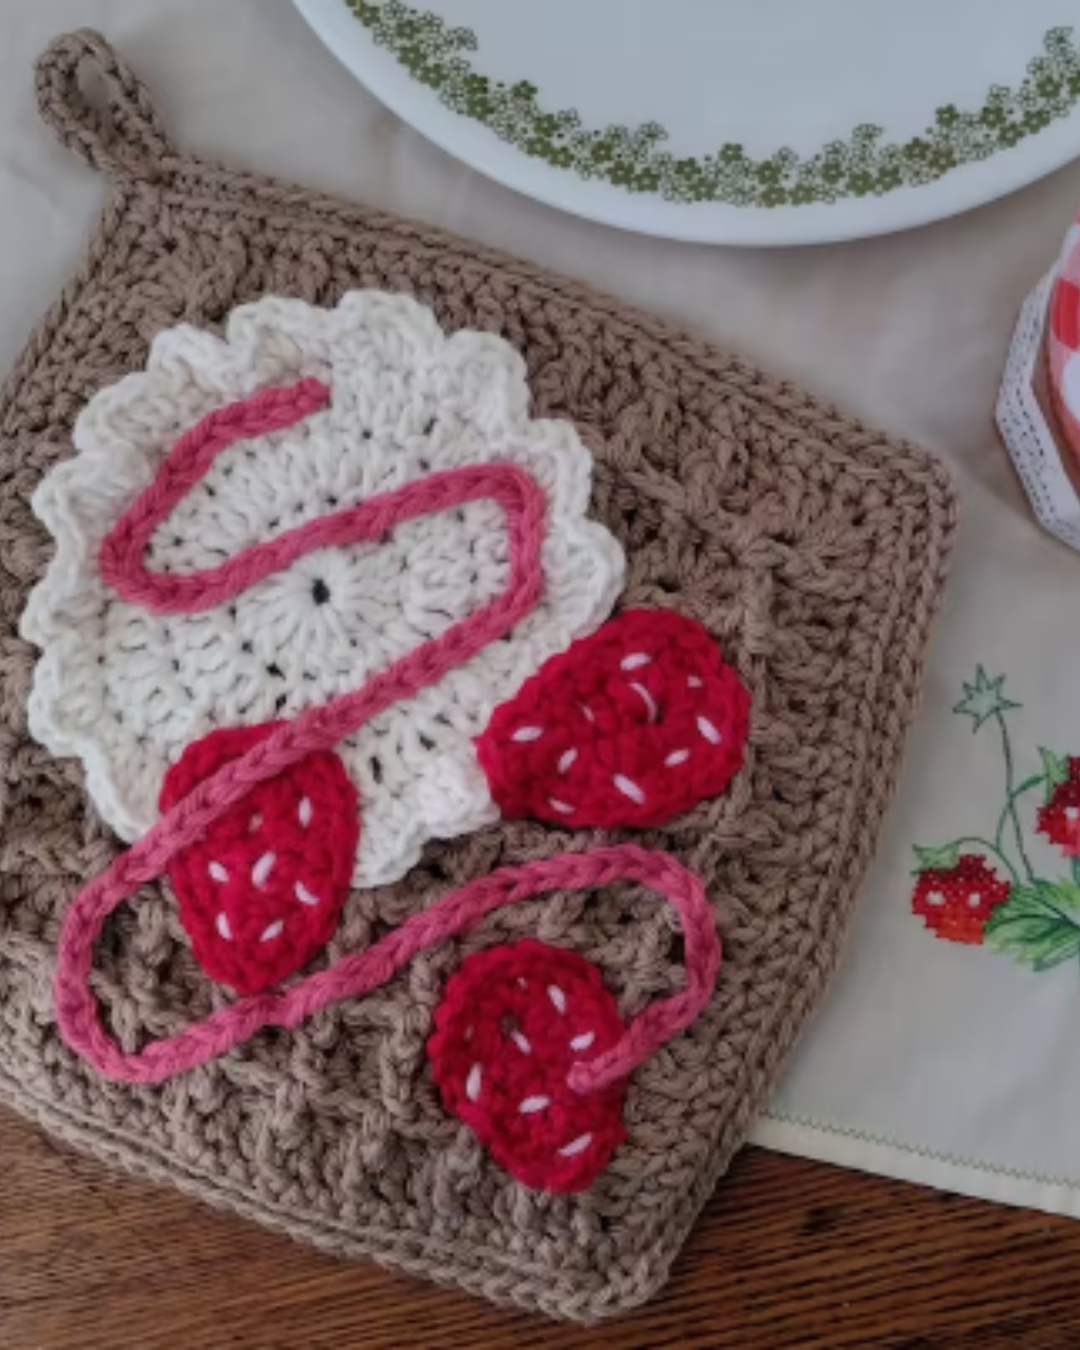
xmin=294 ymin=0 xmax=1080 ymax=247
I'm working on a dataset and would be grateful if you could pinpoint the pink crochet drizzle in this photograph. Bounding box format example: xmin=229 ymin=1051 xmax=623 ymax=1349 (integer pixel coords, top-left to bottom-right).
xmin=57 ymin=842 xmax=718 ymax=1088
xmin=52 ymin=378 xmax=721 ymax=1118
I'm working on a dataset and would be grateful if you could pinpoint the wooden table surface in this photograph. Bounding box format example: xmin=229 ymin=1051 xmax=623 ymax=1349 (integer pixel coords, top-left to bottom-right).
xmin=4 ymin=1105 xmax=1080 ymax=1349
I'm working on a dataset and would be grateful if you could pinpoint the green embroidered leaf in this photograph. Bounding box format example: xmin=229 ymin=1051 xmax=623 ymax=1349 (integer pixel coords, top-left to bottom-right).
xmin=1040 ymin=747 xmax=1070 ymax=800
xmin=1033 ymin=877 xmax=1080 ymax=912
xmin=913 ymin=843 xmax=961 ymax=873
xmin=984 ymin=879 xmax=1080 ymax=970
xmin=953 ymin=666 xmax=1021 ymax=731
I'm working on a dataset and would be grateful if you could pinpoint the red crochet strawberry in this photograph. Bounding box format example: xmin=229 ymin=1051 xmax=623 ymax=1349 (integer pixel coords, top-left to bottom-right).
xmin=911 ymin=854 xmax=1011 ymax=945
xmin=429 ymin=940 xmax=628 ymax=1193
xmin=159 ymin=723 xmax=360 ymax=994
xmin=476 ymin=609 xmax=750 ymax=829
xmin=1038 ymin=757 xmax=1080 ymax=857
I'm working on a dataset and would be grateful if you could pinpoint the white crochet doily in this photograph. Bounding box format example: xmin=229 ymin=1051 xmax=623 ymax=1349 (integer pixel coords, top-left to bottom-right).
xmin=21 ymin=291 xmax=625 ymax=887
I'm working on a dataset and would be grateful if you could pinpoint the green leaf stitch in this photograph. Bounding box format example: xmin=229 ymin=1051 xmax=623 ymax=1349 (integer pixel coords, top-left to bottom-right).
xmin=1040 ymin=747 xmax=1069 ymax=800
xmin=984 ymin=880 xmax=1080 ymax=971
xmin=913 ymin=843 xmax=961 ymax=873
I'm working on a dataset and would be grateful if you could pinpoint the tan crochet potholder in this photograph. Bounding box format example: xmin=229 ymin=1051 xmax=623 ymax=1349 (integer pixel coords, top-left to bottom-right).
xmin=0 ymin=31 xmax=956 ymax=1321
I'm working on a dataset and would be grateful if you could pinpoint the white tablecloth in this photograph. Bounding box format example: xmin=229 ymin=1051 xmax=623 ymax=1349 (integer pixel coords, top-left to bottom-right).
xmin=6 ymin=0 xmax=1080 ymax=1219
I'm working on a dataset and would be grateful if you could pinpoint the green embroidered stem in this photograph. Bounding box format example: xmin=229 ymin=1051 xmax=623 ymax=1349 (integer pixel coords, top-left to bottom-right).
xmin=995 ymin=712 xmax=1037 ymax=883
xmin=994 ymin=773 xmax=1045 ymax=877
xmin=1008 ymin=774 xmax=1046 ymax=801
xmin=1073 ymin=858 xmax=1080 ymax=888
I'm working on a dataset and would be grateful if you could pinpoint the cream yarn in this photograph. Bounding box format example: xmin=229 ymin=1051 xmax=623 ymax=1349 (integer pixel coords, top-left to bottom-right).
xmin=21 ymin=291 xmax=625 ymax=886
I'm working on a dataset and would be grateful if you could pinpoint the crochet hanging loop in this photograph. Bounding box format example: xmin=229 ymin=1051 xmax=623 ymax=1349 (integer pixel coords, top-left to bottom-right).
xmin=35 ymin=28 xmax=175 ymax=180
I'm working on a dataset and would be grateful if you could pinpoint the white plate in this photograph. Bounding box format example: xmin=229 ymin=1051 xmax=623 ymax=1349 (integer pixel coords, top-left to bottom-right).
xmin=294 ymin=0 xmax=1080 ymax=246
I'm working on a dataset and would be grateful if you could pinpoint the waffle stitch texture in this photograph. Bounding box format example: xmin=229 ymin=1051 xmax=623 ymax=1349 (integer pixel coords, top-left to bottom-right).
xmin=0 ymin=30 xmax=957 ymax=1322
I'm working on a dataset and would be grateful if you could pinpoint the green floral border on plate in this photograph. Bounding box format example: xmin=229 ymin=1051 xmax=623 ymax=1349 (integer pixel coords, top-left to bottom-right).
xmin=344 ymin=1 xmax=1080 ymax=208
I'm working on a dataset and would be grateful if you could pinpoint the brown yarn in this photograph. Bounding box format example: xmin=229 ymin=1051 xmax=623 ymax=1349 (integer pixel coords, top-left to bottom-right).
xmin=0 ymin=29 xmax=957 ymax=1322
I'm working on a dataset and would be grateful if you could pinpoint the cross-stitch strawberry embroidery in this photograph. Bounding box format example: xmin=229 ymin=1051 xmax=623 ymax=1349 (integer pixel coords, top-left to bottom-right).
xmin=911 ymin=667 xmax=1080 ymax=970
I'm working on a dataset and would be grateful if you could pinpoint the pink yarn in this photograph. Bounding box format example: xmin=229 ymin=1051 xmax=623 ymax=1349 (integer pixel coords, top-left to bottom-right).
xmin=58 ymin=843 xmax=718 ymax=1085
xmin=53 ymin=378 xmax=721 ymax=1086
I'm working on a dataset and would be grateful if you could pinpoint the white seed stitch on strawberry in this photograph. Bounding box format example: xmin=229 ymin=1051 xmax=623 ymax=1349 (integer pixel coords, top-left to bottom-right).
xmin=477 ymin=609 xmax=750 ymax=829
xmin=160 ymin=722 xmax=360 ymax=995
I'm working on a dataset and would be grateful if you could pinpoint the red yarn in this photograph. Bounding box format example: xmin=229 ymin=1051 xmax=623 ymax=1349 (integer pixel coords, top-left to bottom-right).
xmin=90 ymin=378 xmax=549 ymax=995
xmin=52 ymin=379 xmax=725 ymax=1193
xmin=428 ymin=941 xmax=627 ymax=1192
xmin=476 ymin=608 xmax=750 ymax=828
xmin=55 ymin=380 xmax=547 ymax=1065
xmin=160 ymin=724 xmax=360 ymax=995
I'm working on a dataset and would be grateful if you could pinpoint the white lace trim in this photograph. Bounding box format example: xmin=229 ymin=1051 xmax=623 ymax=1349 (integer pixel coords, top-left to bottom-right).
xmin=997 ymin=269 xmax=1080 ymax=555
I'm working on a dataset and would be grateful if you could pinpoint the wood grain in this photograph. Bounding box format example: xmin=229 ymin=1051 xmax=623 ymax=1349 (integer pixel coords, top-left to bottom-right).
xmin=2 ymin=1106 xmax=1079 ymax=1349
